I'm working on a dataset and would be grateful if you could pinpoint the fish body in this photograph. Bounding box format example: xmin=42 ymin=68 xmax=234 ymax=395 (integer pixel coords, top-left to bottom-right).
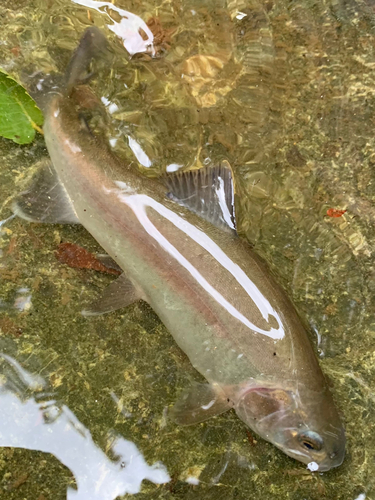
xmin=15 ymin=28 xmax=345 ymax=470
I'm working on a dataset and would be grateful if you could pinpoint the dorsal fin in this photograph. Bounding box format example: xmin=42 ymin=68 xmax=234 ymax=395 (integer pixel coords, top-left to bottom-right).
xmin=164 ymin=162 xmax=236 ymax=233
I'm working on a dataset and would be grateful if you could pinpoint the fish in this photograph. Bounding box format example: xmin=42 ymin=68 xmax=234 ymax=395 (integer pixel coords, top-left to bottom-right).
xmin=13 ymin=27 xmax=345 ymax=471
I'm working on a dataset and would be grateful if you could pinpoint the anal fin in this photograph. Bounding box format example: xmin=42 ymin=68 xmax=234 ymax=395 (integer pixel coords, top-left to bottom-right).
xmin=82 ymin=273 xmax=141 ymax=316
xmin=12 ymin=159 xmax=80 ymax=224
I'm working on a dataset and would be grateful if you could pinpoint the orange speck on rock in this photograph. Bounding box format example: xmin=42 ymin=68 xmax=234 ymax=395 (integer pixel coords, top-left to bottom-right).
xmin=0 ymin=317 xmax=23 ymax=337
xmin=146 ymin=17 xmax=175 ymax=55
xmin=326 ymin=208 xmax=347 ymax=218
xmin=245 ymin=429 xmax=256 ymax=446
xmin=10 ymin=47 xmax=20 ymax=57
xmin=6 ymin=235 xmax=17 ymax=256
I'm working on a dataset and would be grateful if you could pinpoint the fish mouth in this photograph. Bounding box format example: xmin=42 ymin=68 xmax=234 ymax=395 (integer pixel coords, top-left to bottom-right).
xmin=313 ymin=451 xmax=345 ymax=472
xmin=317 ymin=444 xmax=346 ymax=472
xmin=277 ymin=444 xmax=345 ymax=472
xmin=319 ymin=426 xmax=346 ymax=471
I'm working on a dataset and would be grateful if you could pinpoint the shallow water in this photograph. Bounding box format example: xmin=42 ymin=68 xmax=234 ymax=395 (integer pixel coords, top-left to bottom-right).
xmin=0 ymin=0 xmax=375 ymax=498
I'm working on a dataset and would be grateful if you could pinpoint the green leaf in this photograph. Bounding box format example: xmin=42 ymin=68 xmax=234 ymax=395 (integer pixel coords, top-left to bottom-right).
xmin=0 ymin=69 xmax=43 ymax=145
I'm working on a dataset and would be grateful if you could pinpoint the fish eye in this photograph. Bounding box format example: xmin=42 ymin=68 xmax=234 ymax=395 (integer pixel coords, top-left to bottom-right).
xmin=298 ymin=431 xmax=324 ymax=452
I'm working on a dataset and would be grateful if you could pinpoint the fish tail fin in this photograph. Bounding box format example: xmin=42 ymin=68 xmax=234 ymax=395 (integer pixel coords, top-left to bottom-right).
xmin=64 ymin=26 xmax=110 ymax=95
xmin=21 ymin=27 xmax=110 ymax=112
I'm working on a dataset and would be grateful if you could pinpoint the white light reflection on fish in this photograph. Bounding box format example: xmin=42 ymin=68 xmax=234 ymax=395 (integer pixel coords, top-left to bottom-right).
xmin=128 ymin=137 xmax=152 ymax=168
xmin=112 ymin=186 xmax=285 ymax=340
xmin=215 ymin=176 xmax=235 ymax=230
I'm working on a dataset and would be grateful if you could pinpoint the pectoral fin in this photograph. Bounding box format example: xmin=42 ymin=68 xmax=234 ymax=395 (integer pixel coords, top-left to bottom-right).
xmin=95 ymin=254 xmax=123 ymax=273
xmin=82 ymin=274 xmax=142 ymax=316
xmin=12 ymin=159 xmax=80 ymax=224
xmin=171 ymin=383 xmax=232 ymax=425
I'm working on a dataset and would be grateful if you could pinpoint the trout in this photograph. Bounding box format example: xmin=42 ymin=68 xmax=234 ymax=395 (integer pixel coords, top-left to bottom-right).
xmin=14 ymin=27 xmax=345 ymax=471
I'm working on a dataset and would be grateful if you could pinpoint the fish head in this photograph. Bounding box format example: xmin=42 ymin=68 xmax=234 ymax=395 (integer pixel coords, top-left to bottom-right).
xmin=235 ymin=384 xmax=345 ymax=471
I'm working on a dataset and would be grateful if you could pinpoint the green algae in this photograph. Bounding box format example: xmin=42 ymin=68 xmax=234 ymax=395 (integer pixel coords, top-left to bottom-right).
xmin=0 ymin=0 xmax=375 ymax=498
